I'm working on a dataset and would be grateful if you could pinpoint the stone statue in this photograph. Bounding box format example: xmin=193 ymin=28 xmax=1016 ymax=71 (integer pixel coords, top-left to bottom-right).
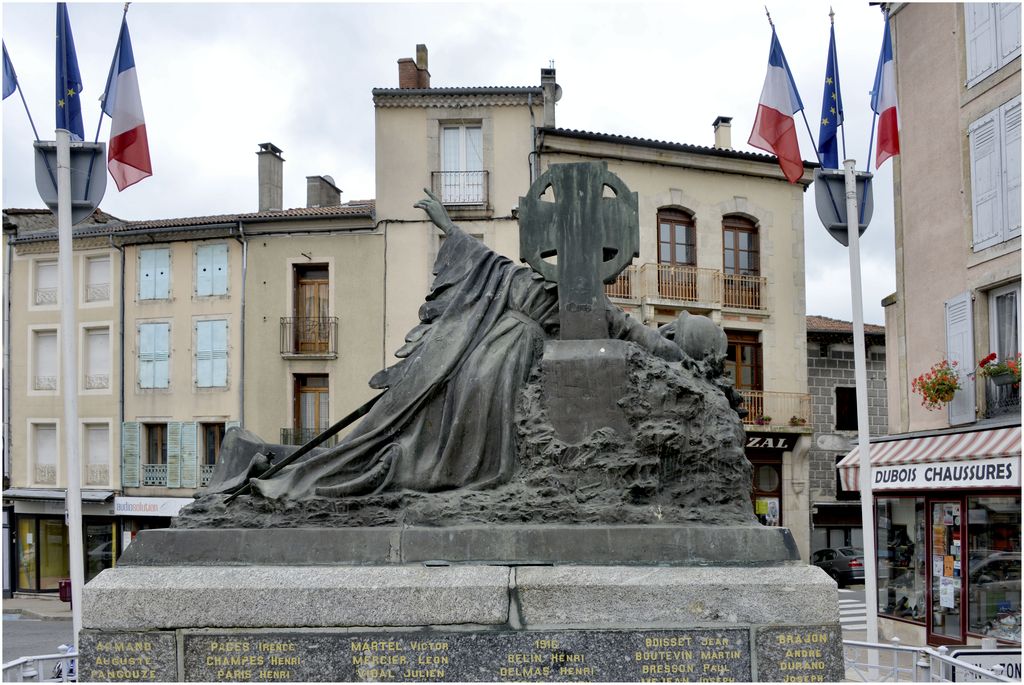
xmin=185 ymin=163 xmax=754 ymax=528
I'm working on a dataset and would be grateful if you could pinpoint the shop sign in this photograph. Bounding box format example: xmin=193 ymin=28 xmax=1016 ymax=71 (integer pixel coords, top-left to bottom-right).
xmin=745 ymin=433 xmax=796 ymax=453
xmin=871 ymin=457 xmax=1019 ymax=490
xmin=114 ymin=496 xmax=194 ymax=517
xmin=948 ymin=649 xmax=1021 ymax=681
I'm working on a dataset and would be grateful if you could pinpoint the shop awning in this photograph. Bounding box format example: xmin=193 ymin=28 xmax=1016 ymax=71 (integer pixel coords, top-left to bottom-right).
xmin=837 ymin=425 xmax=1021 ymax=492
xmin=2 ymin=488 xmax=115 ymax=502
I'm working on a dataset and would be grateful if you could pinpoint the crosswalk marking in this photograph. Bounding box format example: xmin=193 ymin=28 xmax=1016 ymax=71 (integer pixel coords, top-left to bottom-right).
xmin=838 ymin=590 xmax=868 ymax=631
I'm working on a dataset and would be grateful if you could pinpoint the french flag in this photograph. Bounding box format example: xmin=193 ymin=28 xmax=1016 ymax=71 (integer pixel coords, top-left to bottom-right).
xmin=101 ymin=17 xmax=151 ymax=191
xmin=870 ymin=18 xmax=900 ymax=168
xmin=748 ymin=29 xmax=805 ymax=184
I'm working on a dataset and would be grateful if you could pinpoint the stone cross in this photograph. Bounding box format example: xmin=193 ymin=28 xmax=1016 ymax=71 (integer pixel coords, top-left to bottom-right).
xmin=519 ymin=162 xmax=639 ymax=339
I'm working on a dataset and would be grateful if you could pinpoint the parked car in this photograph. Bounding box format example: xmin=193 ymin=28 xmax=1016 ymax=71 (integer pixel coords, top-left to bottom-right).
xmin=812 ymin=547 xmax=865 ymax=587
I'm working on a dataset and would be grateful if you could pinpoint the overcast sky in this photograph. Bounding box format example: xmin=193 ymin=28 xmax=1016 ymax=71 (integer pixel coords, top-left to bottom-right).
xmin=2 ymin=0 xmax=897 ymax=324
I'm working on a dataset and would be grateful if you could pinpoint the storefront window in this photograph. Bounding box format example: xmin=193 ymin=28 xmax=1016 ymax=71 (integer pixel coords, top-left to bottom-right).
xmin=17 ymin=518 xmax=37 ymax=591
xmin=967 ymin=496 xmax=1021 ymax=643
xmin=39 ymin=519 xmax=70 ymax=591
xmin=931 ymin=501 xmax=964 ymax=640
xmin=877 ymin=497 xmax=926 ymax=623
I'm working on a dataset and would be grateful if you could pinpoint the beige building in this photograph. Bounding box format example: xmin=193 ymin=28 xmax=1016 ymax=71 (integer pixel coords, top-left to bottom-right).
xmin=838 ymin=3 xmax=1021 ymax=649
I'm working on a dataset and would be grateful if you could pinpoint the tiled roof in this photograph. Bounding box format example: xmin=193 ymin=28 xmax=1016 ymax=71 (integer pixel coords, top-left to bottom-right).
xmin=807 ymin=315 xmax=885 ymax=336
xmin=4 ymin=201 xmax=375 ymax=242
xmin=372 ymin=86 xmax=543 ymax=96
xmin=540 ymin=127 xmax=819 ymax=169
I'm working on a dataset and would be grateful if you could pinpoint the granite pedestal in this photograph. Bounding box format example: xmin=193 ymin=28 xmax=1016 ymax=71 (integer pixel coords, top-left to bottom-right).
xmin=81 ymin=525 xmax=844 ymax=682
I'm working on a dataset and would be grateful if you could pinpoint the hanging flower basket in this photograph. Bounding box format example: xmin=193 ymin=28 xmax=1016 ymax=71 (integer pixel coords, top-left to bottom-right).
xmin=911 ymin=359 xmax=961 ymax=411
xmin=974 ymin=352 xmax=1021 ymax=387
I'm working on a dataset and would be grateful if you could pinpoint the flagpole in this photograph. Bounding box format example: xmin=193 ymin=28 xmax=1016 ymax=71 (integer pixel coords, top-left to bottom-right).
xmin=56 ymin=127 xmax=85 ymax=652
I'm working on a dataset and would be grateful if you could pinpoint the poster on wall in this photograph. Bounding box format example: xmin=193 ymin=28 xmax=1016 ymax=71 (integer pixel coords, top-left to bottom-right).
xmin=933 ymin=556 xmax=944 ymax=576
xmin=939 ymin=577 xmax=957 ymax=609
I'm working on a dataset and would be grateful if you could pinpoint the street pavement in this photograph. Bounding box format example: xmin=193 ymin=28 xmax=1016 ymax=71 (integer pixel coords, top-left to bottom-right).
xmin=2 ymin=595 xmax=74 ymax=665
xmin=839 ymin=585 xmax=868 ymax=636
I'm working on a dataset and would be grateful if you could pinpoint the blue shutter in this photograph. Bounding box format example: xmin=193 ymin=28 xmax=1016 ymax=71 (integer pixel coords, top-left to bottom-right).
xmin=153 ymin=249 xmax=170 ymax=299
xmin=138 ymin=323 xmax=154 ymax=388
xmin=196 ymin=247 xmax=213 ymax=296
xmin=121 ymin=422 xmax=140 ymax=487
xmin=966 ymin=3 xmax=997 ymax=87
xmin=139 ymin=249 xmax=154 ymax=300
xmin=946 ymin=291 xmax=976 ymax=426
xmin=154 ymin=323 xmax=170 ymax=388
xmin=166 ymin=421 xmax=182 ymax=488
xmin=211 ymin=244 xmax=228 ymax=295
xmin=1003 ymin=97 xmax=1021 ymax=239
xmin=196 ymin=320 xmax=228 ymax=387
xmin=179 ymin=422 xmax=199 ymax=488
xmin=970 ymin=110 xmax=1003 ymax=251
xmin=195 ymin=321 xmax=212 ymax=387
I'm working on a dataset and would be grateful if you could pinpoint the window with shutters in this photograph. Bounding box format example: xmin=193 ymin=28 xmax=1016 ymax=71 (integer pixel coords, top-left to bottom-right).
xmin=195 ymin=319 xmax=228 ymax=388
xmin=84 ymin=254 xmax=111 ymax=303
xmin=138 ymin=322 xmax=170 ymax=389
xmin=202 ymin=422 xmax=225 ymax=467
xmin=292 ymin=374 xmax=329 ymax=445
xmin=31 ymin=329 xmax=58 ymax=393
xmin=32 ymin=423 xmax=58 ymax=486
xmin=195 ymin=244 xmax=228 ymax=297
xmin=138 ymin=248 xmax=170 ymax=300
xmin=969 ymin=97 xmax=1021 ymax=251
xmin=33 ymin=259 xmax=58 ymax=307
xmin=945 ymin=291 xmax=976 ymax=426
xmin=965 ymin=3 xmax=1021 ymax=88
xmin=434 ymin=124 xmax=486 ymax=204
xmin=84 ymin=423 xmax=110 ymax=486
xmin=286 ymin=264 xmax=335 ymax=355
xmin=83 ymin=327 xmax=110 ymax=391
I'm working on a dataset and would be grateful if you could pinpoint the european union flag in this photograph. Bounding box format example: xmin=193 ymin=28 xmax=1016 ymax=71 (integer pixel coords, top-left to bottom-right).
xmin=3 ymin=42 xmax=17 ymax=100
xmin=56 ymin=3 xmax=84 ymax=139
xmin=817 ymin=24 xmax=843 ymax=169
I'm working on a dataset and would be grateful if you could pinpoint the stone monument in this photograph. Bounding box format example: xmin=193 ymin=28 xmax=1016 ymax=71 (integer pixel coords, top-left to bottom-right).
xmin=80 ymin=163 xmax=844 ymax=682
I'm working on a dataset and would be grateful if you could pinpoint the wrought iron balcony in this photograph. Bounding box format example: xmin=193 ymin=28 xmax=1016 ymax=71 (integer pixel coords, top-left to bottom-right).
xmin=431 ymin=170 xmax=488 ymax=205
xmin=200 ymin=464 xmax=216 ymax=487
xmin=141 ymin=463 xmax=168 ymax=486
xmin=604 ymin=266 xmax=637 ymax=300
xmin=984 ymin=378 xmax=1021 ymax=419
xmin=635 ymin=264 xmax=767 ymax=311
xmin=281 ymin=428 xmax=338 ymax=448
xmin=737 ymin=390 xmax=811 ymax=428
xmin=722 ymin=273 xmax=765 ymax=310
xmin=280 ymin=317 xmax=338 ymax=356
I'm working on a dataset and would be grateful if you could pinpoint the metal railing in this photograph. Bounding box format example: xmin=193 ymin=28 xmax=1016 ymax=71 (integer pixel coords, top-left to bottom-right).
xmin=722 ymin=273 xmax=765 ymax=309
xmin=141 ymin=463 xmax=168 ymax=486
xmin=200 ymin=464 xmax=215 ymax=487
xmin=431 ymin=170 xmax=488 ymax=205
xmin=604 ymin=266 xmax=636 ymax=299
xmin=280 ymin=317 xmax=338 ymax=356
xmin=737 ymin=389 xmax=811 ymax=427
xmin=843 ymin=638 xmax=1012 ymax=682
xmin=281 ymin=428 xmax=338 ymax=448
xmin=633 ymin=264 xmax=767 ymax=310
xmin=2 ymin=647 xmax=76 ymax=682
xmin=984 ymin=378 xmax=1021 ymax=419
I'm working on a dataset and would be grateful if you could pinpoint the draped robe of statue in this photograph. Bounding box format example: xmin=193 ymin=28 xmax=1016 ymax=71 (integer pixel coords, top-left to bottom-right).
xmin=250 ymin=223 xmax=681 ymax=501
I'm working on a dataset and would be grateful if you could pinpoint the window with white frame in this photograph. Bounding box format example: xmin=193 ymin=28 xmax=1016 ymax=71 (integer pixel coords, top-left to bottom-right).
xmin=969 ymin=97 xmax=1021 ymax=251
xmin=85 ymin=255 xmax=111 ymax=303
xmin=84 ymin=327 xmax=110 ymax=390
xmin=33 ymin=423 xmax=57 ymax=485
xmin=195 ymin=319 xmax=228 ymax=388
xmin=438 ymin=124 xmax=485 ymax=204
xmin=138 ymin=322 xmax=170 ymax=389
xmin=84 ymin=423 xmax=109 ymax=486
xmin=33 ymin=330 xmax=58 ymax=391
xmin=965 ymin=3 xmax=1022 ymax=88
xmin=196 ymin=244 xmax=228 ymax=296
xmin=34 ymin=259 xmax=58 ymax=306
xmin=989 ymin=283 xmax=1021 ymax=362
xmin=138 ymin=248 xmax=170 ymax=300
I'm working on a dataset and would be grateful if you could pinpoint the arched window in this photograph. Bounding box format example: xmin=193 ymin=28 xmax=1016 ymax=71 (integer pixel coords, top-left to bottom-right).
xmin=657 ymin=208 xmax=697 ymax=300
xmin=722 ymin=215 xmax=761 ymax=308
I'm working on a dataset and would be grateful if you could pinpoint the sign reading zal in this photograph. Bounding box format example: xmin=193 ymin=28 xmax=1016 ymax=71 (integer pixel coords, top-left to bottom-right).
xmin=872 ymin=457 xmax=1019 ymax=490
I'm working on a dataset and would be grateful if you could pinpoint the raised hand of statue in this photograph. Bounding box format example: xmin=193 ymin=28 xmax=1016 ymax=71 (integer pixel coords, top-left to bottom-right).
xmin=415 ymin=188 xmax=457 ymax=235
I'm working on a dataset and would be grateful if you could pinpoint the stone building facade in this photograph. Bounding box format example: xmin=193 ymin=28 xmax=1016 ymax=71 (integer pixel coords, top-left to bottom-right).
xmin=805 ymin=315 xmax=886 ymax=553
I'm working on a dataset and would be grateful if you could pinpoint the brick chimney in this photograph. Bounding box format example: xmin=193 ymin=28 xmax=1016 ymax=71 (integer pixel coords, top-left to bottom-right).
xmin=257 ymin=142 xmax=284 ymax=212
xmin=306 ymin=175 xmax=342 ymax=208
xmin=713 ymin=116 xmax=733 ymax=150
xmin=398 ymin=44 xmax=430 ymax=88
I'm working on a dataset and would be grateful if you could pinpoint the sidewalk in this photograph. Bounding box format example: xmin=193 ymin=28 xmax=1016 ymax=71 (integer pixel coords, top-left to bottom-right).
xmin=2 ymin=595 xmax=73 ymax=620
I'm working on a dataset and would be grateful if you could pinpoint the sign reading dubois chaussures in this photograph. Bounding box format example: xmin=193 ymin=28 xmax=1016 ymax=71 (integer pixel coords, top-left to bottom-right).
xmin=80 ymin=626 xmax=844 ymax=682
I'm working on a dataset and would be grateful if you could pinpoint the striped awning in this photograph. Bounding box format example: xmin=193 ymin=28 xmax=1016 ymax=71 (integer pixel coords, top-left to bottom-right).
xmin=838 ymin=425 xmax=1021 ymax=491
